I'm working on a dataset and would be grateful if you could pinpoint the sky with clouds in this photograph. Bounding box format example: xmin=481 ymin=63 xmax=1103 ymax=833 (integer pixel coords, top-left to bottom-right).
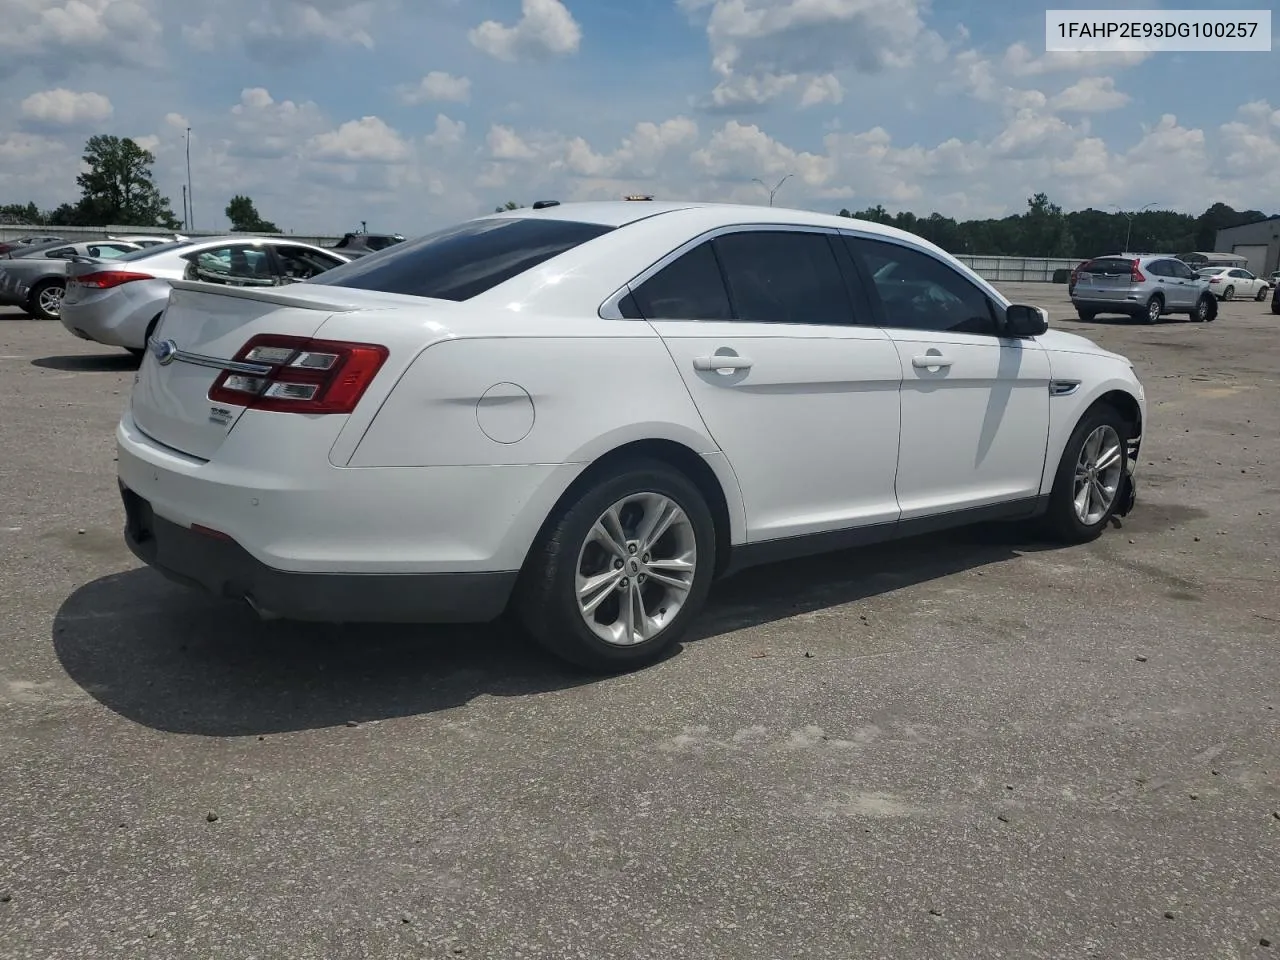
xmin=0 ymin=0 xmax=1277 ymax=235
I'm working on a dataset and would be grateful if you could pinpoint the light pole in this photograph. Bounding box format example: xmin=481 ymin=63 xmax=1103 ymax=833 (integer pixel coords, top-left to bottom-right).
xmin=752 ymin=174 xmax=793 ymax=206
xmin=186 ymin=127 xmax=195 ymax=232
xmin=1109 ymin=202 xmax=1159 ymax=252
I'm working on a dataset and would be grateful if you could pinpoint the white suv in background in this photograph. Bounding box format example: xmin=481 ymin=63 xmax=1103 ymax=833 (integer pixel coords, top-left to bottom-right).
xmin=117 ymin=201 xmax=1146 ymax=671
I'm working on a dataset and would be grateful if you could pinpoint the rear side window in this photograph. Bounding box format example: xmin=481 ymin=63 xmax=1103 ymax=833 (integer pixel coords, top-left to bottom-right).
xmin=1081 ymin=258 xmax=1133 ymax=276
xmin=626 ymin=242 xmax=732 ymax=320
xmin=307 ymin=217 xmax=614 ymax=301
xmin=1146 ymin=260 xmax=1170 ymax=277
xmin=119 ymin=240 xmax=193 ymax=261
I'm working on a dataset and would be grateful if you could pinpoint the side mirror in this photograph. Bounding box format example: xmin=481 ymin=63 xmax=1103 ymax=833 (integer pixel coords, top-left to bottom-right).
xmin=1005 ymin=304 xmax=1048 ymax=338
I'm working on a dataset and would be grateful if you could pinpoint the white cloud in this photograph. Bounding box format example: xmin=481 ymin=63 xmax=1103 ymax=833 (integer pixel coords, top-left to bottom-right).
xmin=683 ymin=0 xmax=944 ymax=108
xmin=469 ymin=0 xmax=582 ymax=62
xmin=400 ymin=71 xmax=472 ymax=104
xmin=561 ymin=118 xmax=700 ymax=178
xmin=1051 ymin=76 xmax=1130 ymax=113
xmin=1003 ymin=42 xmax=1149 ymax=77
xmin=309 ymin=116 xmax=410 ymax=163
xmin=20 ymin=88 xmax=114 ymax=126
xmin=0 ymin=0 xmax=164 ymax=75
xmin=487 ymin=124 xmax=538 ymax=160
xmin=230 ymin=87 xmax=328 ymax=159
xmin=424 ymin=114 xmax=467 ymax=147
xmin=799 ymin=74 xmax=844 ymax=108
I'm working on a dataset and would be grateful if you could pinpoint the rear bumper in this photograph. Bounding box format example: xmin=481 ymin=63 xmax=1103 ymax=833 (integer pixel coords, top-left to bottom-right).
xmin=1070 ymin=295 xmax=1144 ymax=311
xmin=121 ymin=482 xmax=517 ymax=623
xmin=60 ymin=281 xmax=168 ymax=349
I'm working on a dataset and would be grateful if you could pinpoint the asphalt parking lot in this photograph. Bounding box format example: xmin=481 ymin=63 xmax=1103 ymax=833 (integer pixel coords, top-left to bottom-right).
xmin=1 ymin=287 xmax=1277 ymax=959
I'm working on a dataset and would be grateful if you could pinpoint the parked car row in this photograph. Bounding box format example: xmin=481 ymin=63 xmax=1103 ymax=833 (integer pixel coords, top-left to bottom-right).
xmin=58 ymin=236 xmax=352 ymax=355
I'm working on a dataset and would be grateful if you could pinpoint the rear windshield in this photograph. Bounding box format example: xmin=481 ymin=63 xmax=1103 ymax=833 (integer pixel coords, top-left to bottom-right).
xmin=306 ymin=217 xmax=615 ymax=301
xmin=1080 ymin=258 xmax=1133 ymax=276
xmin=117 ymin=240 xmax=194 ymax=261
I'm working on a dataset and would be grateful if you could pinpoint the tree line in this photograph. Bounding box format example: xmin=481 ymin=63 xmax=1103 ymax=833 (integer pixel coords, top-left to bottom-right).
xmin=0 ymin=135 xmax=279 ymax=233
xmin=837 ymin=193 xmax=1270 ymax=260
xmin=5 ymin=135 xmax=1271 ymax=256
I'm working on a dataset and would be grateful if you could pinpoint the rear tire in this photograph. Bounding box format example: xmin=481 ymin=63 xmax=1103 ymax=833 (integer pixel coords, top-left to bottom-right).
xmin=1142 ymin=295 xmax=1163 ymax=324
xmin=514 ymin=458 xmax=716 ymax=673
xmin=27 ymin=280 xmax=65 ymax=321
xmin=1075 ymin=308 xmax=1096 ymax=322
xmin=1222 ymin=285 xmax=1234 ymax=301
xmin=1043 ymin=405 xmax=1132 ymax=544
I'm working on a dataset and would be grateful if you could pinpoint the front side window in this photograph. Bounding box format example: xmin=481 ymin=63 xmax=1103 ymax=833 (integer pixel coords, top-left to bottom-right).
xmin=307 ymin=217 xmax=615 ymax=301
xmin=712 ymin=230 xmax=855 ymax=325
xmin=626 ymin=241 xmax=732 ymax=320
xmin=847 ymin=236 xmax=998 ymax=336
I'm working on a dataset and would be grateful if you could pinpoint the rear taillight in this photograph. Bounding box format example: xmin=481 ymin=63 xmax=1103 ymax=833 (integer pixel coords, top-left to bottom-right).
xmin=1130 ymin=262 xmax=1145 ymax=283
xmin=208 ymin=334 xmax=388 ymax=414
xmin=1208 ymin=277 xmax=1221 ymax=283
xmin=73 ymin=270 xmax=154 ymax=289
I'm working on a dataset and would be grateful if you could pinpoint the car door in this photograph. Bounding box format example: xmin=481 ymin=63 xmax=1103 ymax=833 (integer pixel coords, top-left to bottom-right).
xmin=1166 ymin=258 xmax=1202 ymax=303
xmin=619 ymin=228 xmax=903 ymax=544
xmin=1145 ymin=259 xmax=1182 ymax=308
xmin=1233 ymin=269 xmax=1259 ymax=297
xmin=843 ymin=234 xmax=1051 ymax=520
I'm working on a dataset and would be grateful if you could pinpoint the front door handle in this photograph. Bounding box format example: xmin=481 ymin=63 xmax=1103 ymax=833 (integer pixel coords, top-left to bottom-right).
xmin=912 ymin=354 xmax=953 ymax=369
xmin=693 ymin=355 xmax=753 ymax=372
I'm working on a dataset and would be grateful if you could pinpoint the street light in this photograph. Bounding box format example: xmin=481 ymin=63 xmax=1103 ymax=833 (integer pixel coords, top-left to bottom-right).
xmin=752 ymin=174 xmax=793 ymax=206
xmin=1109 ymin=202 xmax=1159 ymax=252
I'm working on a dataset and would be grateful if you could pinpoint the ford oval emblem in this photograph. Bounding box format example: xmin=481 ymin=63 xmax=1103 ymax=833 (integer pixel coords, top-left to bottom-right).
xmin=151 ymin=338 xmax=178 ymax=365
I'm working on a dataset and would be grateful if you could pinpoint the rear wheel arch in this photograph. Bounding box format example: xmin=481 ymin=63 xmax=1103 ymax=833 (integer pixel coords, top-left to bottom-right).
xmin=525 ymin=438 xmax=736 ymax=580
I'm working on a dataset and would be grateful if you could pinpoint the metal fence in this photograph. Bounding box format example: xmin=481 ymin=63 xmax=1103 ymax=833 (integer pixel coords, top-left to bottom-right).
xmin=2 ymin=224 xmax=1081 ymax=282
xmin=954 ymin=256 xmax=1078 ymax=283
xmin=0 ymin=223 xmax=342 ymax=248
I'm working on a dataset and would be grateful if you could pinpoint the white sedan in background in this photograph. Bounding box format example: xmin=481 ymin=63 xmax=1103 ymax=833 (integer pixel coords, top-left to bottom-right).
xmin=1197 ymin=266 xmax=1271 ymax=301
xmin=60 ymin=236 xmax=350 ymax=355
xmin=117 ymin=200 xmax=1146 ymax=672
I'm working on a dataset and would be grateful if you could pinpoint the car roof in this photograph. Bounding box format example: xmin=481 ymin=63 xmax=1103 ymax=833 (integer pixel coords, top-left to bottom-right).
xmin=485 ymin=199 xmax=935 ymax=246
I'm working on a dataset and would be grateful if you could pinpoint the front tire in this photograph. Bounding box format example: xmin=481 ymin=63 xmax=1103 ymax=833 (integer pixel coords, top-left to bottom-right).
xmin=515 ymin=458 xmax=716 ymax=673
xmin=1044 ymin=406 xmax=1131 ymax=544
xmin=1222 ymin=285 xmax=1235 ymax=301
xmin=27 ymin=280 xmax=65 ymax=321
xmin=1257 ymin=286 xmax=1270 ymax=301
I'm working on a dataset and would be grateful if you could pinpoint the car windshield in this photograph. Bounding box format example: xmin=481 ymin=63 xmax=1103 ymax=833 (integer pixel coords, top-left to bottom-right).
xmin=306 ymin=217 xmax=615 ymax=301
xmin=116 ymin=240 xmax=195 ymax=261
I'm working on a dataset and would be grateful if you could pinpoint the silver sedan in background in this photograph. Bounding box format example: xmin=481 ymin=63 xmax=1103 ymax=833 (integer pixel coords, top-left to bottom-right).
xmin=59 ymin=236 xmax=351 ymax=356
xmin=0 ymin=239 xmax=143 ymax=320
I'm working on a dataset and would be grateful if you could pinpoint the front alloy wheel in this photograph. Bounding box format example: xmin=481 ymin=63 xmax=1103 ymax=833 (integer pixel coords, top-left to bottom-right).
xmin=1072 ymin=425 xmax=1123 ymax=526
xmin=1044 ymin=405 xmax=1132 ymax=543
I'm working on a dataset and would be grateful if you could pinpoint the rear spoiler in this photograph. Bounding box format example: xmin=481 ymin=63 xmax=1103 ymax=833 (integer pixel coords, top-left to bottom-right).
xmin=168 ymin=278 xmax=363 ymax=313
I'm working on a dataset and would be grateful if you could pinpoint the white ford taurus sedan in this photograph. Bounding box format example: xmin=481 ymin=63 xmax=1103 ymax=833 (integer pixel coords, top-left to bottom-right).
xmin=117 ymin=200 xmax=1145 ymax=671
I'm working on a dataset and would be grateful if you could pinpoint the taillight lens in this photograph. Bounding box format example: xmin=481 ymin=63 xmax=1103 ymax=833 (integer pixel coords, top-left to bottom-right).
xmin=208 ymin=334 xmax=388 ymax=414
xmin=1130 ymin=261 xmax=1145 ymax=283
xmin=73 ymin=270 xmax=154 ymax=289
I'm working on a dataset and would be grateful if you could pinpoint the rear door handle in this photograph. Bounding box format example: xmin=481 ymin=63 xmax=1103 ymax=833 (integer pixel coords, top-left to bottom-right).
xmin=912 ymin=355 xmax=953 ymax=369
xmin=693 ymin=355 xmax=753 ymax=372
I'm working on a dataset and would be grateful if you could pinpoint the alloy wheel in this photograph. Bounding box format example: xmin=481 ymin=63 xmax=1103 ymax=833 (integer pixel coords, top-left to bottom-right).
xmin=1073 ymin=424 xmax=1123 ymax=526
xmin=575 ymin=492 xmax=698 ymax=647
xmin=38 ymin=285 xmax=64 ymax=318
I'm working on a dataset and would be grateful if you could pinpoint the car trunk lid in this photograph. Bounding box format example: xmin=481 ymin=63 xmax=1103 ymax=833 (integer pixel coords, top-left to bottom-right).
xmin=130 ymin=280 xmax=372 ymax=461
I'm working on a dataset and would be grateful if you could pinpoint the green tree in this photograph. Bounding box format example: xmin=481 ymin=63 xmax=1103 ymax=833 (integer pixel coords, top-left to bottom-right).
xmin=74 ymin=135 xmax=179 ymax=228
xmin=0 ymin=202 xmax=42 ymax=225
xmin=225 ymin=194 xmax=280 ymax=233
xmin=495 ymin=200 xmax=523 ymax=212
